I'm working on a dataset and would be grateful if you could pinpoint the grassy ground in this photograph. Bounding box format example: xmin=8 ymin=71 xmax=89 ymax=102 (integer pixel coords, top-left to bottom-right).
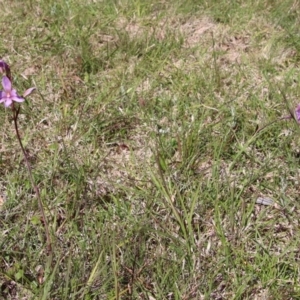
xmin=1 ymin=0 xmax=300 ymax=299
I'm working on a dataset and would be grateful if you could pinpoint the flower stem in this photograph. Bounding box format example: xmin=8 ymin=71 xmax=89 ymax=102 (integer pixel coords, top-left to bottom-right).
xmin=12 ymin=104 xmax=52 ymax=255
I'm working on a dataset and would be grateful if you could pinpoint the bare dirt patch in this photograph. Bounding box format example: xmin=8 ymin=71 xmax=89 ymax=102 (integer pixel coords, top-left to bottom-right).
xmin=218 ymin=34 xmax=251 ymax=63
xmin=179 ymin=17 xmax=251 ymax=63
xmin=115 ymin=16 xmax=168 ymax=41
xmin=180 ymin=17 xmax=217 ymax=47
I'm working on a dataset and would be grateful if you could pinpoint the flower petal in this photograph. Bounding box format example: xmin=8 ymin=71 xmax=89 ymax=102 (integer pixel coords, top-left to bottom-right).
xmin=10 ymin=89 xmax=18 ymax=97
xmin=12 ymin=96 xmax=24 ymax=103
xmin=2 ymin=76 xmax=11 ymax=91
xmin=23 ymin=87 xmax=36 ymax=97
xmin=1 ymin=91 xmax=8 ymax=99
xmin=4 ymin=99 xmax=12 ymax=107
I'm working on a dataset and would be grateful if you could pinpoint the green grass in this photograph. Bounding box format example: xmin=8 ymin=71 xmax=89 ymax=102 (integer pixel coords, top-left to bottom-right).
xmin=1 ymin=0 xmax=300 ymax=299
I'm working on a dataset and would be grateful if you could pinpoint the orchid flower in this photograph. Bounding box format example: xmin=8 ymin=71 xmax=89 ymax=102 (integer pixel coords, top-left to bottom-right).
xmin=0 ymin=76 xmax=35 ymax=107
xmin=0 ymin=60 xmax=10 ymax=79
xmin=0 ymin=61 xmax=51 ymax=253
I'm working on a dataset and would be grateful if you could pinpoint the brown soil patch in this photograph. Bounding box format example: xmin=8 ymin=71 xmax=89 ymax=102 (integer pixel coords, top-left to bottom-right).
xmin=115 ymin=17 xmax=145 ymax=38
xmin=179 ymin=17 xmax=251 ymax=63
xmin=219 ymin=34 xmax=251 ymax=63
xmin=180 ymin=17 xmax=216 ymax=47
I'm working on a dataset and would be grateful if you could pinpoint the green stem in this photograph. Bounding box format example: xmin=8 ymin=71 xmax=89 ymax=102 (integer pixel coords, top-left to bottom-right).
xmin=12 ymin=104 xmax=52 ymax=255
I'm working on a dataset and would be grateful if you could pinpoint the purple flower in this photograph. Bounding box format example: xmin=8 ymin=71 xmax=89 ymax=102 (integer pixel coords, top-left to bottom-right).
xmin=295 ymin=105 xmax=300 ymax=123
xmin=23 ymin=87 xmax=36 ymax=98
xmin=0 ymin=60 xmax=11 ymax=80
xmin=0 ymin=76 xmax=25 ymax=107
